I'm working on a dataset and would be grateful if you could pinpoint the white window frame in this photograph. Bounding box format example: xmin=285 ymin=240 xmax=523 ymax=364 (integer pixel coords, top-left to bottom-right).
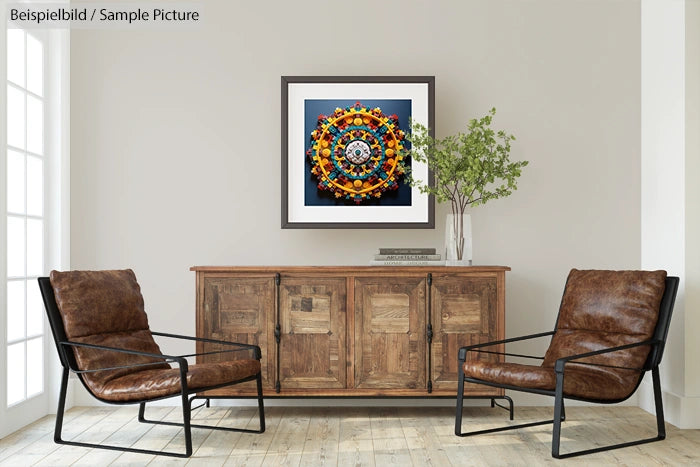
xmin=0 ymin=12 xmax=70 ymax=438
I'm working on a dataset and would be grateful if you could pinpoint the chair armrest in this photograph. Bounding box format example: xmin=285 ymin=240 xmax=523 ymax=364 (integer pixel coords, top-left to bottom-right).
xmin=553 ymin=339 xmax=660 ymax=373
xmin=59 ymin=340 xmax=188 ymax=374
xmin=151 ymin=331 xmax=262 ymax=360
xmin=458 ymin=331 xmax=555 ymax=361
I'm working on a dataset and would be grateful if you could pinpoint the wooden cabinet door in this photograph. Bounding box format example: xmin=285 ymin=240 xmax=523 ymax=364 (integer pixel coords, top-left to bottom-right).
xmin=430 ymin=274 xmax=499 ymax=393
xmin=197 ymin=275 xmax=275 ymax=391
xmin=278 ymin=277 xmax=346 ymax=389
xmin=354 ymin=276 xmax=426 ymax=390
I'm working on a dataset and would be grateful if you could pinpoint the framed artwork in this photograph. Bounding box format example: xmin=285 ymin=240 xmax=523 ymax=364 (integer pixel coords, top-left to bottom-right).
xmin=281 ymin=76 xmax=435 ymax=229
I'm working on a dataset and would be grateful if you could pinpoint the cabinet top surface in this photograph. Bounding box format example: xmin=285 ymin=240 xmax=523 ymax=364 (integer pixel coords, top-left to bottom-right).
xmin=190 ymin=265 xmax=510 ymax=273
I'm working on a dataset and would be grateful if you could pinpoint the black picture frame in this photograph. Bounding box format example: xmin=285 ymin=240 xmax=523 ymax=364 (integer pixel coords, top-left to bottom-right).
xmin=281 ymin=76 xmax=435 ymax=229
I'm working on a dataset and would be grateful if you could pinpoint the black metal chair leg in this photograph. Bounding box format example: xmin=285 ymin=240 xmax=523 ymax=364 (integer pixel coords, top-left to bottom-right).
xmin=256 ymin=372 xmax=266 ymax=433
xmin=456 ymin=384 xmax=564 ymax=437
xmin=561 ymin=399 xmax=566 ymax=422
xmin=138 ymin=402 xmax=146 ymax=422
xmin=552 ymin=372 xmax=565 ymax=458
xmin=455 ymin=367 xmax=466 ymax=436
xmin=140 ymin=404 xmax=265 ymax=434
xmin=455 ymin=362 xmax=521 ymax=434
xmin=505 ymin=395 xmax=514 ymax=420
xmin=54 ymin=368 xmax=70 ymax=443
xmin=140 ymin=399 xmax=265 ymax=434
xmin=181 ymin=382 xmax=193 ymax=457
xmin=653 ymin=366 xmax=666 ymax=440
xmin=551 ymin=366 xmax=667 ymax=459
xmin=140 ymin=372 xmax=266 ymax=435
xmin=54 ymin=372 xmax=190 ymax=457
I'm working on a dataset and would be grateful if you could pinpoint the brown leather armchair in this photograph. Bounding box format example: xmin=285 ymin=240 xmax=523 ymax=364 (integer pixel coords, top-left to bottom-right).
xmin=38 ymin=269 xmax=265 ymax=458
xmin=455 ymin=269 xmax=679 ymax=458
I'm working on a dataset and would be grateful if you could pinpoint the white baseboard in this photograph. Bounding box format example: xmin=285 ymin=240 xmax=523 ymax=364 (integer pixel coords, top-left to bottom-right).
xmin=638 ymin=380 xmax=700 ymax=429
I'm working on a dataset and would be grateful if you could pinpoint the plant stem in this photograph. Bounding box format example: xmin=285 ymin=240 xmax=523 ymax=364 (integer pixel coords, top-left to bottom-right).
xmin=457 ymin=212 xmax=464 ymax=260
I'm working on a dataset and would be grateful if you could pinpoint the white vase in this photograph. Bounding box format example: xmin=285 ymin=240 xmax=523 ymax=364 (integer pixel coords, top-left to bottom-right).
xmin=445 ymin=213 xmax=472 ymax=266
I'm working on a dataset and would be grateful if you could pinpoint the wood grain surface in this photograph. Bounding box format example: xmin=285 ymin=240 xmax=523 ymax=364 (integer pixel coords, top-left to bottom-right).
xmin=194 ymin=266 xmax=508 ymax=397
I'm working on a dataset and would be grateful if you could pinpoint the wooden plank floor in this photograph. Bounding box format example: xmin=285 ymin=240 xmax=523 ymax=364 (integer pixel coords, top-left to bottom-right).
xmin=1 ymin=405 xmax=699 ymax=466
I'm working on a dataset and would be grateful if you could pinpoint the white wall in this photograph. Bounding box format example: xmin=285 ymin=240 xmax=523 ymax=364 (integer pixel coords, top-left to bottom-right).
xmin=640 ymin=0 xmax=686 ymax=422
xmin=640 ymin=0 xmax=700 ymax=429
xmin=70 ymin=0 xmax=642 ymax=406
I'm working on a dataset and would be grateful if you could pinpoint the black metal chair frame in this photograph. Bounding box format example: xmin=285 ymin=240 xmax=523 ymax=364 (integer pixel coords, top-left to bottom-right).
xmin=39 ymin=277 xmax=265 ymax=458
xmin=455 ymin=276 xmax=679 ymax=459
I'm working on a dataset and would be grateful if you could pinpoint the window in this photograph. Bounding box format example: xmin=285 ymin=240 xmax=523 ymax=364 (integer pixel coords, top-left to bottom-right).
xmin=5 ymin=27 xmax=46 ymax=407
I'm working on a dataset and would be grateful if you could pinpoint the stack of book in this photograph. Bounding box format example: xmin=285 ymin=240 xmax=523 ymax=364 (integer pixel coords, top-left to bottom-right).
xmin=370 ymin=248 xmax=445 ymax=266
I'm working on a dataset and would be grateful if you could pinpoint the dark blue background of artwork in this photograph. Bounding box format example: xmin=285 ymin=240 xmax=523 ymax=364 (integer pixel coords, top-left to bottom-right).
xmin=304 ymin=99 xmax=412 ymax=206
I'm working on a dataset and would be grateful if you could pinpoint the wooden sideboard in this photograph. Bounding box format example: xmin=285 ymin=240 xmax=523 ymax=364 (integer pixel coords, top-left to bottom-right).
xmin=191 ymin=266 xmax=509 ymax=397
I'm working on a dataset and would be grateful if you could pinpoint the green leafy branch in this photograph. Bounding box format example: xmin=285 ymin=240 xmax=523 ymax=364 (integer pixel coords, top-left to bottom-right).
xmin=402 ymin=108 xmax=528 ymax=218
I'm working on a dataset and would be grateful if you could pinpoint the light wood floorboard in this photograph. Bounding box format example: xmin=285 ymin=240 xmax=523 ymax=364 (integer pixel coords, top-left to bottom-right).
xmin=0 ymin=405 xmax=698 ymax=466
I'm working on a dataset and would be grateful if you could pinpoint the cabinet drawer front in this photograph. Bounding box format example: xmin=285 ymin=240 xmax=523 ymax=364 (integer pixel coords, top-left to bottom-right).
xmin=431 ymin=275 xmax=500 ymax=392
xmin=198 ymin=276 xmax=275 ymax=390
xmin=354 ymin=276 xmax=427 ymax=389
xmin=279 ymin=278 xmax=347 ymax=389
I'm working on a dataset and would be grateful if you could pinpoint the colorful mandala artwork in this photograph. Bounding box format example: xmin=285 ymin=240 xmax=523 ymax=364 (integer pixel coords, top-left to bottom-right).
xmin=306 ymin=102 xmax=406 ymax=204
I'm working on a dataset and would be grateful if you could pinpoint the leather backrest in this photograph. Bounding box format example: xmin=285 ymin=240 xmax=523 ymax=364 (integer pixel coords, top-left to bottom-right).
xmin=49 ymin=269 xmax=169 ymax=398
xmin=543 ymin=269 xmax=667 ymax=376
xmin=50 ymin=269 xmax=150 ymax=338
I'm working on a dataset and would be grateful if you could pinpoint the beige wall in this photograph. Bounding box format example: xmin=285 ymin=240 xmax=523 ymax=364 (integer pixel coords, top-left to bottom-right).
xmin=70 ymin=0 xmax=642 ymax=404
xmin=680 ymin=1 xmax=700 ymax=428
xmin=684 ymin=0 xmax=700 ymax=424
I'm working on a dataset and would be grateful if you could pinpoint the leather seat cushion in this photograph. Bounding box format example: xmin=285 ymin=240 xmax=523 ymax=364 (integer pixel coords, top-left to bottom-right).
xmin=464 ymin=360 xmax=642 ymax=401
xmin=70 ymin=330 xmax=172 ymax=395
xmin=90 ymin=359 xmax=262 ymax=402
xmin=542 ymin=329 xmax=653 ymax=372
